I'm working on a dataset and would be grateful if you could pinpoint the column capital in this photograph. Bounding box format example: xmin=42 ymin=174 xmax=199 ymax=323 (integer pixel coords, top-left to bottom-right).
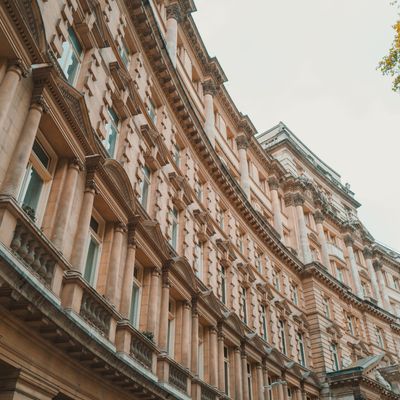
xmin=236 ymin=134 xmax=249 ymax=150
xmin=127 ymin=217 xmax=140 ymax=247
xmin=150 ymin=267 xmax=161 ymax=277
xmin=293 ymin=193 xmax=305 ymax=206
xmin=191 ymin=296 xmax=199 ymax=315
xmin=115 ymin=221 xmax=127 ymax=233
xmin=166 ymin=3 xmax=182 ymax=22
xmin=344 ymin=234 xmax=354 ymax=247
xmin=184 ymin=300 xmax=192 ymax=310
xmin=210 ymin=325 xmax=218 ymax=334
xmin=313 ymin=210 xmax=325 ymax=224
xmin=202 ymin=79 xmax=217 ymax=96
xmin=268 ymin=176 xmax=280 ymax=191
xmin=8 ymin=58 xmax=29 ymax=78
xmin=373 ymin=259 xmax=383 ymax=271
xmin=363 ymin=246 xmax=373 ymax=259
xmin=68 ymin=157 xmax=84 ymax=171
xmin=84 ymin=154 xmax=104 ymax=192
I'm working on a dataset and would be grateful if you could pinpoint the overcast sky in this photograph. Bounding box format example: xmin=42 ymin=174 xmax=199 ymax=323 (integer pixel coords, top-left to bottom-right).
xmin=193 ymin=0 xmax=400 ymax=251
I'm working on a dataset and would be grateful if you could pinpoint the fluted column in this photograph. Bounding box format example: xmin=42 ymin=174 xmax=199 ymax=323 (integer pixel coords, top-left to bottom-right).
xmin=210 ymin=326 xmax=218 ymax=387
xmin=191 ymin=297 xmax=199 ymax=374
xmin=70 ymin=182 xmax=96 ymax=273
xmin=277 ymin=381 xmax=285 ymax=400
xmin=236 ymin=135 xmax=251 ymax=199
xmin=234 ymin=346 xmax=243 ymax=400
xmin=374 ymin=259 xmax=393 ymax=312
xmin=119 ymin=225 xmax=137 ymax=318
xmin=52 ymin=159 xmax=81 ymax=251
xmin=159 ymin=264 xmax=170 ymax=351
xmin=314 ymin=210 xmax=330 ymax=269
xmin=0 ymin=61 xmax=25 ymax=134
xmin=218 ymin=327 xmax=225 ymax=392
xmin=241 ymin=349 xmax=249 ymax=400
xmin=182 ymin=301 xmax=192 ymax=368
xmin=344 ymin=235 xmax=363 ymax=298
xmin=256 ymin=364 xmax=264 ymax=400
xmin=294 ymin=194 xmax=312 ymax=263
xmin=147 ymin=268 xmax=160 ymax=340
xmin=165 ymin=4 xmax=181 ymax=67
xmin=1 ymin=101 xmax=44 ymax=197
xmin=202 ymin=80 xmax=216 ymax=147
xmin=268 ymin=177 xmax=284 ymax=240
xmin=363 ymin=247 xmax=382 ymax=307
xmin=105 ymin=222 xmax=126 ymax=305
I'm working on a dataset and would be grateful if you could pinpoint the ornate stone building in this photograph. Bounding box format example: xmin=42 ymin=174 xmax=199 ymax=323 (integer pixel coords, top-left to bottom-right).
xmin=0 ymin=1 xmax=399 ymax=399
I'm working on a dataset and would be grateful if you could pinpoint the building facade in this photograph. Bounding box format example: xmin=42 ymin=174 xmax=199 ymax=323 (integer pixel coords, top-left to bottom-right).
xmin=0 ymin=1 xmax=399 ymax=399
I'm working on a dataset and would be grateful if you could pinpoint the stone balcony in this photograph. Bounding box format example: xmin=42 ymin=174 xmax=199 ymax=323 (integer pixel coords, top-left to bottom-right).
xmin=327 ymin=242 xmax=345 ymax=262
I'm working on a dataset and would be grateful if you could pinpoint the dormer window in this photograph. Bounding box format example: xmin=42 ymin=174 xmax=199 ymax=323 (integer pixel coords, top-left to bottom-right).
xmin=58 ymin=26 xmax=83 ymax=85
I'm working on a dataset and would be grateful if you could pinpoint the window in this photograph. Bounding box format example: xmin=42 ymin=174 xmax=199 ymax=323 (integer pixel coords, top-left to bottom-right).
xmin=129 ymin=282 xmax=140 ymax=328
xmin=139 ymin=165 xmax=151 ymax=210
xmin=172 ymin=143 xmax=180 ymax=167
xmin=255 ymin=252 xmax=262 ymax=274
xmin=83 ymin=216 xmax=101 ymax=286
xmin=394 ymin=277 xmax=400 ymax=291
xmin=322 ymin=297 xmax=331 ymax=319
xmin=246 ymin=363 xmax=253 ymax=400
xmin=57 ymin=26 xmax=83 ymax=85
xmin=297 ymin=333 xmax=306 ymax=366
xmin=148 ymin=98 xmax=157 ymax=124
xmin=347 ymin=315 xmax=354 ymax=336
xmin=336 ymin=267 xmax=344 ymax=283
xmin=278 ymin=320 xmax=287 ymax=355
xmin=19 ymin=140 xmax=51 ymax=221
xmin=261 ymin=305 xmax=268 ymax=341
xmin=237 ymin=233 xmax=244 ymax=254
xmin=198 ymin=325 xmax=204 ymax=379
xmin=220 ymin=266 xmax=227 ymax=304
xmin=241 ymin=287 xmax=248 ymax=324
xmin=167 ymin=300 xmax=176 ymax=356
xmin=223 ymin=346 xmax=230 ymax=395
xmin=118 ymin=38 xmax=130 ymax=67
xmin=194 ymin=242 xmax=203 ymax=278
xmin=331 ymin=343 xmax=339 ymax=371
xmin=273 ymin=270 xmax=281 ymax=292
xmin=267 ymin=377 xmax=273 ymax=400
xmin=292 ymin=284 xmax=299 ymax=306
xmin=375 ymin=327 xmax=385 ymax=348
xmin=170 ymin=206 xmax=179 ymax=250
xmin=194 ymin=180 xmax=203 ymax=202
xmin=103 ymin=107 xmax=119 ymax=157
xmin=216 ymin=205 xmax=224 ymax=229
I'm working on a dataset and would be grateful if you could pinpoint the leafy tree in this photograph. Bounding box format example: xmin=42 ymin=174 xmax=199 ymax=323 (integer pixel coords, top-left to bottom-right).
xmin=379 ymin=1 xmax=400 ymax=91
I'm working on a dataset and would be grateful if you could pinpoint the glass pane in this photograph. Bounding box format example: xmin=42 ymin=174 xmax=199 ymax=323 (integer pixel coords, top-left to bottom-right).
xmin=66 ymin=52 xmax=80 ymax=85
xmin=141 ymin=180 xmax=149 ymax=208
xmin=68 ymin=26 xmax=83 ymax=55
xmin=84 ymin=237 xmax=98 ymax=285
xmin=104 ymin=123 xmax=118 ymax=157
xmin=21 ymin=167 xmax=43 ymax=215
xmin=32 ymin=141 xmax=49 ymax=169
xmin=130 ymin=285 xmax=139 ymax=327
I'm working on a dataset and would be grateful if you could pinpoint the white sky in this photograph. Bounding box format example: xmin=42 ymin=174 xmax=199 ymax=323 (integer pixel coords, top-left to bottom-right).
xmin=193 ymin=0 xmax=400 ymax=251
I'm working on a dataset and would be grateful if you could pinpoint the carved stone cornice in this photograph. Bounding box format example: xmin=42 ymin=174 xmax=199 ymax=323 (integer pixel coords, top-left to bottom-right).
xmin=235 ymin=135 xmax=249 ymax=150
xmin=166 ymin=3 xmax=182 ymax=22
xmin=313 ymin=210 xmax=325 ymax=224
xmin=202 ymin=79 xmax=217 ymax=96
xmin=268 ymin=176 xmax=279 ymax=191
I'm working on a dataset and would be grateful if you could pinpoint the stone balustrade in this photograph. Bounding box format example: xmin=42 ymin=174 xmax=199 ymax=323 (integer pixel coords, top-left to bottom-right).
xmin=80 ymin=289 xmax=112 ymax=336
xmin=0 ymin=196 xmax=64 ymax=296
xmin=157 ymin=354 xmax=190 ymax=394
xmin=200 ymin=381 xmax=218 ymax=400
xmin=169 ymin=362 xmax=189 ymax=393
